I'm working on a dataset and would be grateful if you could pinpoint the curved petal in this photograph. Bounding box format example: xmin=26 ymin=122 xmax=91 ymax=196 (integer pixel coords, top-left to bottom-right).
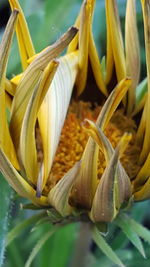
xmin=38 ymin=51 xmax=78 ymax=191
xmin=8 ymin=0 xmax=35 ymax=69
xmin=105 ymin=0 xmax=126 ymax=82
xmin=125 ymin=0 xmax=140 ymax=114
xmin=0 ymin=10 xmax=19 ymax=169
xmin=10 ymin=27 xmax=78 ymax=152
xmin=89 ymin=129 xmax=132 ymax=223
xmin=48 ymin=162 xmax=81 ymax=216
xmin=0 ymin=149 xmax=48 ymax=206
xmin=20 ymin=60 xmax=59 ymax=188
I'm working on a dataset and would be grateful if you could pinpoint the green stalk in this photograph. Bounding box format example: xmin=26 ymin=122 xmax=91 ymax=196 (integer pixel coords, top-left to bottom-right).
xmin=70 ymin=222 xmax=92 ymax=267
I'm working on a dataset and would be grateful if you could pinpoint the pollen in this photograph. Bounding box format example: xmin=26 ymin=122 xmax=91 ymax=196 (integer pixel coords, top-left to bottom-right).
xmin=41 ymin=101 xmax=141 ymax=194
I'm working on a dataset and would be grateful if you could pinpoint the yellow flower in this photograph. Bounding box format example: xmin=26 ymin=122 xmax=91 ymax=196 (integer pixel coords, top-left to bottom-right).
xmin=0 ymin=0 xmax=150 ymax=224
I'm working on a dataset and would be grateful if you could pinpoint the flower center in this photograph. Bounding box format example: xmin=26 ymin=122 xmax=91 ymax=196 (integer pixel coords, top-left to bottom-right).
xmin=36 ymin=101 xmax=141 ymax=195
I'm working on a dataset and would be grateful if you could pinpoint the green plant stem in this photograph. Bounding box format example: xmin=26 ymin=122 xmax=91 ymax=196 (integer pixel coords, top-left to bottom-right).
xmin=70 ymin=222 xmax=92 ymax=267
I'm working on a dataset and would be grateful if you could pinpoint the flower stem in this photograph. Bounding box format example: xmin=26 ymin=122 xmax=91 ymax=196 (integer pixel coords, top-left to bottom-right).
xmin=71 ymin=222 xmax=92 ymax=267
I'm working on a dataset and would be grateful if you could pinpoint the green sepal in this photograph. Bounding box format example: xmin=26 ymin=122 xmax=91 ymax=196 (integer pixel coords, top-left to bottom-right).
xmin=92 ymin=226 xmax=125 ymax=267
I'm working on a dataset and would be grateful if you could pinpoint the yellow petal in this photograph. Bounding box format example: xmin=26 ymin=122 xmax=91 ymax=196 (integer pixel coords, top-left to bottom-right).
xmin=105 ymin=0 xmax=114 ymax=84
xmin=134 ymin=177 xmax=150 ymax=201
xmin=75 ymin=0 xmax=92 ymax=95
xmin=0 ymin=10 xmax=19 ymax=169
xmin=48 ymin=162 xmax=81 ymax=216
xmin=136 ymin=98 xmax=147 ymax=147
xmin=134 ymin=153 xmax=150 ymax=189
xmin=5 ymin=78 xmax=16 ymax=96
xmin=11 ymin=73 xmax=22 ymax=87
xmin=89 ymin=30 xmax=108 ymax=96
xmin=8 ymin=0 xmax=35 ymax=70
xmin=38 ymin=51 xmax=78 ymax=191
xmin=67 ymin=6 xmax=80 ymax=53
xmin=125 ymin=0 xmax=140 ymax=114
xmin=105 ymin=0 xmax=126 ymax=82
xmin=97 ymin=78 xmax=131 ymax=130
xmin=0 ymin=149 xmax=48 ymax=206
xmin=10 ymin=27 xmax=78 ymax=151
xmin=20 ymin=60 xmax=59 ymax=189
xmin=139 ymin=0 xmax=150 ymax=163
xmin=5 ymin=92 xmax=12 ymax=111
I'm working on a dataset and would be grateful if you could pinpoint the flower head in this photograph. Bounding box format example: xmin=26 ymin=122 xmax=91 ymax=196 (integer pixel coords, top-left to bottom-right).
xmin=0 ymin=0 xmax=150 ymax=227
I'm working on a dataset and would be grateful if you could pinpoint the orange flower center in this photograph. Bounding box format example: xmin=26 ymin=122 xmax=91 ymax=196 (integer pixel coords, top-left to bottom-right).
xmin=36 ymin=101 xmax=141 ymax=195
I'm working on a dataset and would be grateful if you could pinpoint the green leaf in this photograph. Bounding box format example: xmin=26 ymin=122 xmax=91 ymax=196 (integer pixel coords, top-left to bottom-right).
xmin=40 ymin=223 xmax=78 ymax=267
xmin=25 ymin=227 xmax=57 ymax=267
xmin=92 ymin=227 xmax=125 ymax=267
xmin=6 ymin=212 xmax=46 ymax=247
xmin=121 ymin=213 xmax=150 ymax=245
xmin=0 ymin=173 xmax=13 ymax=266
xmin=115 ymin=214 xmax=146 ymax=258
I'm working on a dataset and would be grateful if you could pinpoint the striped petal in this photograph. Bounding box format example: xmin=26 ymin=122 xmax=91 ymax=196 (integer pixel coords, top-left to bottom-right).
xmin=68 ymin=0 xmax=107 ymax=96
xmin=0 ymin=10 xmax=19 ymax=169
xmin=10 ymin=27 xmax=78 ymax=152
xmin=0 ymin=149 xmax=48 ymax=206
xmin=134 ymin=177 xmax=150 ymax=201
xmin=48 ymin=162 xmax=81 ymax=216
xmin=20 ymin=60 xmax=59 ymax=188
xmin=125 ymin=0 xmax=140 ymax=114
xmin=8 ymin=0 xmax=35 ymax=69
xmin=139 ymin=0 xmax=150 ymax=163
xmin=105 ymin=0 xmax=126 ymax=82
xmin=88 ymin=126 xmax=132 ymax=223
xmin=38 ymin=52 xmax=78 ymax=192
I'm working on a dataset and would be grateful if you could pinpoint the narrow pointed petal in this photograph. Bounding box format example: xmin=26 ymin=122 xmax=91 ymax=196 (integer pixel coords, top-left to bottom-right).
xmin=126 ymin=0 xmax=140 ymax=114
xmin=67 ymin=8 xmax=80 ymax=53
xmin=134 ymin=153 xmax=150 ymax=189
xmin=84 ymin=121 xmax=132 ymax=208
xmin=8 ymin=0 xmax=35 ymax=69
xmin=5 ymin=78 xmax=16 ymax=96
xmin=139 ymin=0 xmax=150 ymax=163
xmin=70 ymin=78 xmax=131 ymax=209
xmin=90 ymin=130 xmax=132 ymax=223
xmin=75 ymin=0 xmax=92 ymax=95
xmin=97 ymin=78 xmax=131 ymax=130
xmin=0 ymin=149 xmax=48 ymax=206
xmin=105 ymin=0 xmax=114 ymax=84
xmin=10 ymin=27 xmax=78 ymax=151
xmin=38 ymin=52 xmax=78 ymax=191
xmin=0 ymin=10 xmax=19 ymax=169
xmin=105 ymin=0 xmax=126 ymax=82
xmin=136 ymin=98 xmax=147 ymax=147
xmin=5 ymin=92 xmax=12 ymax=111
xmin=69 ymin=138 xmax=99 ymax=209
xmin=134 ymin=177 xmax=150 ymax=201
xmin=48 ymin=162 xmax=80 ymax=216
xmin=20 ymin=60 xmax=59 ymax=188
xmin=89 ymin=30 xmax=108 ymax=96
